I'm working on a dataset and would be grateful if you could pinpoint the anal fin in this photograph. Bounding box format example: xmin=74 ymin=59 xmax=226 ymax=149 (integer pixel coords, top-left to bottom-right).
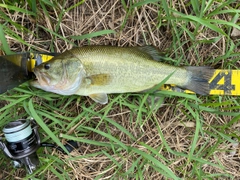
xmin=89 ymin=93 xmax=108 ymax=104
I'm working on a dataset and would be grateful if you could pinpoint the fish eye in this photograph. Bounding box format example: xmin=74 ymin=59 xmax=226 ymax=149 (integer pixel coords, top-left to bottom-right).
xmin=44 ymin=63 xmax=50 ymax=70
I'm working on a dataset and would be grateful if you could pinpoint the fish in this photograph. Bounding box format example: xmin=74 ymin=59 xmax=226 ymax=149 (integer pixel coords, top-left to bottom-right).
xmin=31 ymin=45 xmax=214 ymax=104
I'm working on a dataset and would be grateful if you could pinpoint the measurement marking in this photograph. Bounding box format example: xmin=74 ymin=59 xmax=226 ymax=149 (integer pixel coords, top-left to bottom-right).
xmin=209 ymin=71 xmax=235 ymax=94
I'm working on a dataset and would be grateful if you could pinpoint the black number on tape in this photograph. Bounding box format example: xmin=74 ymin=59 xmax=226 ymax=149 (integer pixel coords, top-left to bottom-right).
xmin=209 ymin=71 xmax=235 ymax=93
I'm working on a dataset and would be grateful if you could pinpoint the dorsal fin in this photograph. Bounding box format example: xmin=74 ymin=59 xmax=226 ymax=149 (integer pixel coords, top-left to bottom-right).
xmin=134 ymin=46 xmax=166 ymax=61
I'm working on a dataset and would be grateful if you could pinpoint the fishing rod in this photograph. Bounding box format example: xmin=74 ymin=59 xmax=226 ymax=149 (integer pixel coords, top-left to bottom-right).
xmin=0 ymin=52 xmax=56 ymax=94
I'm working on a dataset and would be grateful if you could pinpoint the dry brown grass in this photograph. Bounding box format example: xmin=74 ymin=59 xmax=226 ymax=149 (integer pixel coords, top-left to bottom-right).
xmin=0 ymin=0 xmax=240 ymax=179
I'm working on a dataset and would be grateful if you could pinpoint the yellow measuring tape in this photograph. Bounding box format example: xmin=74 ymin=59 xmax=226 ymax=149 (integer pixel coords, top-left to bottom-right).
xmin=29 ymin=54 xmax=240 ymax=96
xmin=208 ymin=70 xmax=240 ymax=95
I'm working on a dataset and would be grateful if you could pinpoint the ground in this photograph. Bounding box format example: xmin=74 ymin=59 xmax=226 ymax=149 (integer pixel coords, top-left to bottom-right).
xmin=0 ymin=0 xmax=240 ymax=179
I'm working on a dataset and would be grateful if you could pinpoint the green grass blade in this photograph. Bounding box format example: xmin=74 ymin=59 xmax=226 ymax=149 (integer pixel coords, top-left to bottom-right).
xmin=83 ymin=126 xmax=128 ymax=151
xmin=131 ymin=0 xmax=160 ymax=9
xmin=171 ymin=11 xmax=227 ymax=36
xmin=38 ymin=25 xmax=75 ymax=46
xmin=27 ymin=0 xmax=37 ymax=14
xmin=161 ymin=0 xmax=170 ymax=19
xmin=131 ymin=147 xmax=179 ymax=180
xmin=0 ymin=96 xmax=30 ymax=112
xmin=65 ymin=0 xmax=85 ymax=12
xmin=28 ymin=99 xmax=68 ymax=154
xmin=0 ymin=3 xmax=36 ymax=16
xmin=190 ymin=0 xmax=200 ymax=16
xmin=49 ymin=166 xmax=65 ymax=180
xmin=81 ymin=106 xmax=136 ymax=140
xmin=208 ymin=19 xmax=240 ymax=30
xmin=0 ymin=24 xmax=12 ymax=54
xmin=185 ymin=105 xmax=201 ymax=161
xmin=70 ymin=30 xmax=116 ymax=40
xmin=60 ymin=133 xmax=112 ymax=147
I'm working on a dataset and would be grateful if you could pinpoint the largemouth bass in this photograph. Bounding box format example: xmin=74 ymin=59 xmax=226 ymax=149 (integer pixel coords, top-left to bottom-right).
xmin=31 ymin=46 xmax=213 ymax=104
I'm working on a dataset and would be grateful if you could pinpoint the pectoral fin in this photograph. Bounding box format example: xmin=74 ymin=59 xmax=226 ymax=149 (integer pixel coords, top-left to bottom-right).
xmin=87 ymin=74 xmax=111 ymax=86
xmin=89 ymin=93 xmax=108 ymax=104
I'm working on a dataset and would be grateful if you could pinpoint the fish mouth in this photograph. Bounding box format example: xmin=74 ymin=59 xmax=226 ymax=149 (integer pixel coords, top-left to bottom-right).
xmin=32 ymin=69 xmax=50 ymax=86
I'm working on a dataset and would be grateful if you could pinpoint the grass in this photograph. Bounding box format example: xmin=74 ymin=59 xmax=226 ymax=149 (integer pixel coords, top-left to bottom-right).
xmin=0 ymin=0 xmax=240 ymax=179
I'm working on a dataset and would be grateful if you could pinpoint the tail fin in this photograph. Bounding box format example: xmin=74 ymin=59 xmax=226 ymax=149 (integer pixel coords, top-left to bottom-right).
xmin=183 ymin=66 xmax=214 ymax=95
